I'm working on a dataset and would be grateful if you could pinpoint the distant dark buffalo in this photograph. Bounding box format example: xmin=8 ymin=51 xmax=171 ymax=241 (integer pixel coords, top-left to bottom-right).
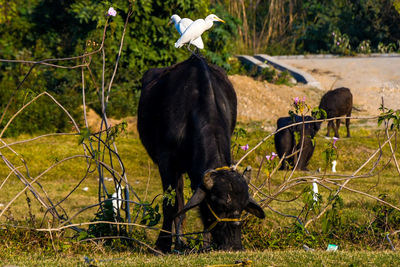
xmin=319 ymin=87 xmax=353 ymax=138
xmin=138 ymin=55 xmax=265 ymax=253
xmin=274 ymin=115 xmax=321 ymax=170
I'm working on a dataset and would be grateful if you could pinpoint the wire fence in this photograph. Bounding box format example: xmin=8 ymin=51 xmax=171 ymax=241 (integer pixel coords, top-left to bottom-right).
xmin=1 ymin=3 xmax=400 ymax=254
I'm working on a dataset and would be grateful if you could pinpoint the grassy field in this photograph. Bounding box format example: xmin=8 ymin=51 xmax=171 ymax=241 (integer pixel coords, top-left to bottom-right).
xmin=1 ymin=118 xmax=400 ymax=265
xmin=2 ymin=250 xmax=400 ymax=266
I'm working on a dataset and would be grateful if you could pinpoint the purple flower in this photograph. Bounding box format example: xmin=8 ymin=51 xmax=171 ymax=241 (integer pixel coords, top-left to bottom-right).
xmin=271 ymin=152 xmax=277 ymax=160
xmin=302 ymin=96 xmax=306 ymax=103
xmin=333 ymin=137 xmax=339 ymax=148
xmin=294 ymin=97 xmax=299 ymax=105
xmin=332 ymin=32 xmax=336 ymax=36
xmin=265 ymin=155 xmax=271 ymax=161
xmin=337 ymin=42 xmax=340 ymax=46
xmin=107 ymin=7 xmax=117 ymax=17
xmin=240 ymin=144 xmax=249 ymax=151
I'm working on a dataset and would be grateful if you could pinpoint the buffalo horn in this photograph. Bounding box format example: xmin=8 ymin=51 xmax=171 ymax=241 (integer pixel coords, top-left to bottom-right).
xmin=174 ymin=186 xmax=207 ymax=218
xmin=242 ymin=166 xmax=252 ymax=184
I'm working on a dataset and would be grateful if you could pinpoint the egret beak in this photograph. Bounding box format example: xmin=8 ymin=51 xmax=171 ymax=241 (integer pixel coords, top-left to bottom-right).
xmin=168 ymin=19 xmax=172 ymax=25
xmin=217 ymin=18 xmax=225 ymax=23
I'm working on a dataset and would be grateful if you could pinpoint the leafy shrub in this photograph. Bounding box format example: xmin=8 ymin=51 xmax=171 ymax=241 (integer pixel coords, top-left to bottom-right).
xmin=377 ymin=42 xmax=397 ymax=53
xmin=275 ymin=71 xmax=293 ymax=86
xmin=205 ymin=4 xmax=240 ymax=71
xmin=258 ymin=67 xmax=277 ymax=82
xmin=226 ymin=57 xmax=247 ymax=75
xmin=357 ymin=40 xmax=372 ymax=54
xmin=331 ymin=30 xmax=351 ymax=55
xmin=85 ymin=195 xmax=127 ymax=240
xmin=247 ymin=66 xmax=294 ymax=86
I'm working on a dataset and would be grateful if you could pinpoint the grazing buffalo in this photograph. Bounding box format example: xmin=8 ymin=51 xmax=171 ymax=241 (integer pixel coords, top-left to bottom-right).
xmin=138 ymin=55 xmax=265 ymax=253
xmin=319 ymin=87 xmax=353 ymax=138
xmin=274 ymin=115 xmax=321 ymax=170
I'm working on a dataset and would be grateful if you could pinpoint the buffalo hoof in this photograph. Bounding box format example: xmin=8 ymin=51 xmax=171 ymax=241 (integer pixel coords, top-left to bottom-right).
xmin=149 ymin=246 xmax=167 ymax=256
xmin=154 ymin=240 xmax=172 ymax=255
xmin=174 ymin=238 xmax=189 ymax=252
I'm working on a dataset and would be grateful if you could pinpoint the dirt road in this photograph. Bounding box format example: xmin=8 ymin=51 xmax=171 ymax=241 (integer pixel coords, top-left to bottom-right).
xmin=231 ymin=56 xmax=400 ymax=126
xmin=279 ymin=56 xmax=400 ymax=114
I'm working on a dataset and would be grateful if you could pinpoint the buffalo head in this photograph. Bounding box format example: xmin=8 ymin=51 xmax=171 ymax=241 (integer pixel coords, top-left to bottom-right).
xmin=177 ymin=168 xmax=265 ymax=250
xmin=289 ymin=116 xmax=321 ymax=139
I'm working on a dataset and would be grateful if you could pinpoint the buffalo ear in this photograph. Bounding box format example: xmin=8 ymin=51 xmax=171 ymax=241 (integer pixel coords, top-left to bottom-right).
xmin=245 ymin=197 xmax=265 ymax=219
xmin=203 ymin=172 xmax=214 ymax=190
xmin=175 ymin=187 xmax=207 ymax=218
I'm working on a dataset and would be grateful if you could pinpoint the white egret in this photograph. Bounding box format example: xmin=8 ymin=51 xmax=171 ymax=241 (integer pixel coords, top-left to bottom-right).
xmin=332 ymin=160 xmax=337 ymax=173
xmin=175 ymin=14 xmax=225 ymax=49
xmin=170 ymin=14 xmax=204 ymax=49
xmin=112 ymin=184 xmax=123 ymax=216
xmin=312 ymin=180 xmax=319 ymax=202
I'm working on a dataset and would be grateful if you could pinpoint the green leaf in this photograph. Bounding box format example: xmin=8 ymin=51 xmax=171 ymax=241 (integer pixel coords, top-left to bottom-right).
xmin=77 ymin=231 xmax=88 ymax=241
xmin=78 ymin=128 xmax=91 ymax=145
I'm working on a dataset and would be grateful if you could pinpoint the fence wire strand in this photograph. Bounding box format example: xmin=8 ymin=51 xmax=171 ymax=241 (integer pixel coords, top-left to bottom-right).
xmin=0 ymin=3 xmax=399 ymax=253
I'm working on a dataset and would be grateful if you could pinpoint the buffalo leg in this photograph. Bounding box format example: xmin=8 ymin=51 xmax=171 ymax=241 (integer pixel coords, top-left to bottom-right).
xmin=298 ymin=138 xmax=314 ymax=171
xmin=173 ymin=175 xmax=186 ymax=250
xmin=346 ymin=112 xmax=351 ymax=137
xmin=292 ymin=147 xmax=299 ymax=171
xmin=198 ymin=202 xmax=213 ymax=250
xmin=326 ymin=121 xmax=334 ymax=137
xmin=155 ymin=162 xmax=181 ymax=253
xmin=275 ymin=129 xmax=294 ymax=170
xmin=334 ymin=119 xmax=341 ymax=138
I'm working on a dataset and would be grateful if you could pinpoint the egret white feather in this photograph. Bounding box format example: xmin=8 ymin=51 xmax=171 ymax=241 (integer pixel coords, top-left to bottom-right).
xmin=170 ymin=14 xmax=204 ymax=49
xmin=112 ymin=185 xmax=123 ymax=215
xmin=174 ymin=14 xmax=225 ymax=49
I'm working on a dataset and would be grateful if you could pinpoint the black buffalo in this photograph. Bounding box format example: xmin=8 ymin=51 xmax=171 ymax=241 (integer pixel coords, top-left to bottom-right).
xmin=274 ymin=115 xmax=321 ymax=170
xmin=138 ymin=55 xmax=265 ymax=253
xmin=319 ymin=87 xmax=353 ymax=138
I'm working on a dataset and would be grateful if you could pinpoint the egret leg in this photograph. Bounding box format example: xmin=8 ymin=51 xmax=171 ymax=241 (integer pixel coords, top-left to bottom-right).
xmin=186 ymin=44 xmax=194 ymax=53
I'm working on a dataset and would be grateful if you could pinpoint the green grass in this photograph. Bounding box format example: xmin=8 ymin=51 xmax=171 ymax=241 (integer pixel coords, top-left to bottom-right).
xmin=1 ymin=250 xmax=400 ymax=266
xmin=1 ymin=119 xmax=400 ymax=263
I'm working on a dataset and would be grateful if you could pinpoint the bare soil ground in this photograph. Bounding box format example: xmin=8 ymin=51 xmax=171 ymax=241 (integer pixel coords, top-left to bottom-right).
xmin=231 ymin=56 xmax=400 ymax=130
xmin=230 ymin=75 xmax=322 ymax=129
xmin=279 ymin=57 xmax=400 ymax=115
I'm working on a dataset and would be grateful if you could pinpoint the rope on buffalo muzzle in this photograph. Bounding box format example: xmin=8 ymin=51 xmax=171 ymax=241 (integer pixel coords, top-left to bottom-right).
xmin=175 ymin=166 xmax=241 ymax=234
xmin=206 ymin=203 xmax=242 ymax=232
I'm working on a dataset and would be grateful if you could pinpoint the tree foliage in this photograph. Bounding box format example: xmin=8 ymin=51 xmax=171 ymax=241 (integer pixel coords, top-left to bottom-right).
xmin=0 ymin=0 xmax=399 ymax=136
xmin=395 ymin=0 xmax=400 ymax=14
xmin=0 ymin=0 xmax=210 ymax=135
xmin=217 ymin=0 xmax=400 ymax=54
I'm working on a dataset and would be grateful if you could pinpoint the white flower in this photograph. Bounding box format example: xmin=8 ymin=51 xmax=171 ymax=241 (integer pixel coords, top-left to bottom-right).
xmin=107 ymin=7 xmax=117 ymax=17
